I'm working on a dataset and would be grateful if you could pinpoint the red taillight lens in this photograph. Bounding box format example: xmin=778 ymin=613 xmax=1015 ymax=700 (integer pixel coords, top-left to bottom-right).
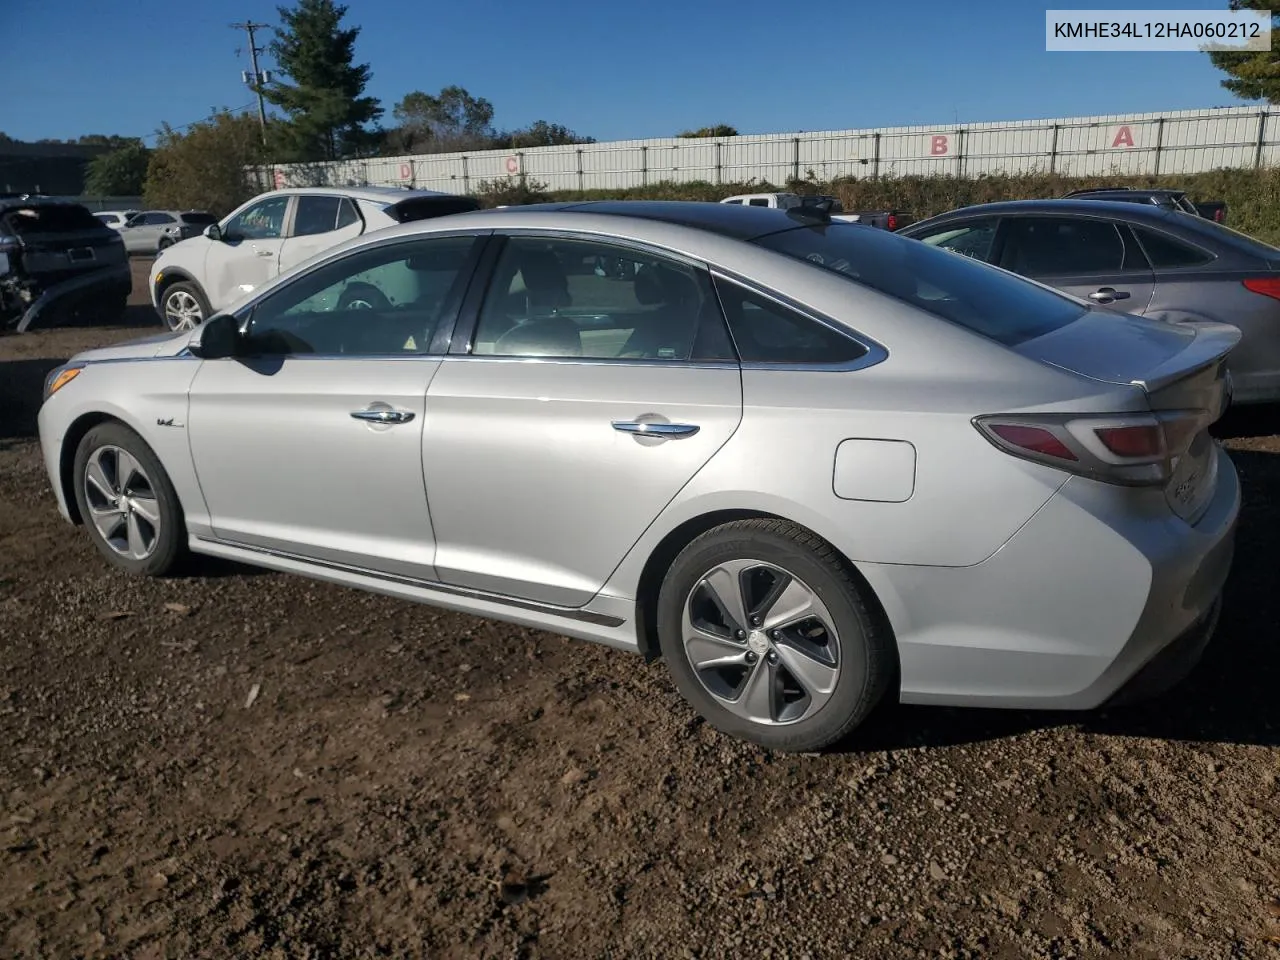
xmin=987 ymin=423 xmax=1078 ymax=461
xmin=886 ymin=214 xmax=898 ymax=231
xmin=1214 ymin=210 xmax=1224 ymax=222
xmin=1242 ymin=277 xmax=1280 ymax=301
xmin=1094 ymin=424 xmax=1162 ymax=458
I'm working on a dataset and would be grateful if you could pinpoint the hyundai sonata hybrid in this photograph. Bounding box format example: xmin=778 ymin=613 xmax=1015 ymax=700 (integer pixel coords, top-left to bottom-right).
xmin=37 ymin=201 xmax=1240 ymax=751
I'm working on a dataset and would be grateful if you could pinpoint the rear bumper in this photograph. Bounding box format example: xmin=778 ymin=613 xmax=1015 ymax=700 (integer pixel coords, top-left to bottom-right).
xmin=1104 ymin=595 xmax=1221 ymax=706
xmin=864 ymin=444 xmax=1240 ymax=709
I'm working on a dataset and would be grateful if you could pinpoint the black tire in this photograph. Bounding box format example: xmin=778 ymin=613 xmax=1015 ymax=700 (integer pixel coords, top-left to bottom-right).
xmin=157 ymin=236 xmax=174 ymax=251
xmin=657 ymin=518 xmax=892 ymax=752
xmin=337 ymin=282 xmax=391 ymax=311
xmin=72 ymin=422 xmax=187 ymax=577
xmin=159 ymin=281 xmax=210 ymax=332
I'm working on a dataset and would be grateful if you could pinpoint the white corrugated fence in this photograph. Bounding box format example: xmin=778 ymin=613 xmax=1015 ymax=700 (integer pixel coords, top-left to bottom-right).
xmin=255 ymin=105 xmax=1280 ymax=195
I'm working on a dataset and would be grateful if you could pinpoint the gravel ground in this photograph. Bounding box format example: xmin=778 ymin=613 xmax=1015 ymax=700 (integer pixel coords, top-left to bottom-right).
xmin=1 ymin=261 xmax=1279 ymax=959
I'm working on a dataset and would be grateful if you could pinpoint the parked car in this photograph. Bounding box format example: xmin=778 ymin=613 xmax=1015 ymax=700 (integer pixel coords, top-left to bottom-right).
xmin=118 ymin=210 xmax=217 ymax=255
xmin=1063 ymin=186 xmax=1228 ymax=224
xmin=720 ymin=192 xmax=913 ymax=230
xmin=149 ymin=186 xmax=481 ymax=331
xmin=93 ymin=209 xmax=140 ymax=230
xmin=39 ymin=200 xmax=1238 ymax=752
xmin=0 ymin=196 xmax=130 ymax=331
xmin=899 ymin=198 xmax=1280 ymax=404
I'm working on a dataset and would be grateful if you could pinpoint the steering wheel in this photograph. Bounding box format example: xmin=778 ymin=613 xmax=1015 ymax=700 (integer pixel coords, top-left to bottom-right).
xmin=337 ymin=282 xmax=392 ymax=312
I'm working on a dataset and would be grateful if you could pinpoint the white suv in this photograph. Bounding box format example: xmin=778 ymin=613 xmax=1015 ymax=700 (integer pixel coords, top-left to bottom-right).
xmin=149 ymin=186 xmax=480 ymax=331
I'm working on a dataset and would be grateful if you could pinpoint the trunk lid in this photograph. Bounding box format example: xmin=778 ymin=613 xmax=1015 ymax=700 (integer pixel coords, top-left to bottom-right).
xmin=1016 ymin=309 xmax=1239 ymax=523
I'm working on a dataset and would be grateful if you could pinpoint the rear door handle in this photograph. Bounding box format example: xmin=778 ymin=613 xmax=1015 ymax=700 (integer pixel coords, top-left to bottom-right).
xmin=612 ymin=420 xmax=700 ymax=439
xmin=1089 ymin=287 xmax=1130 ymax=303
xmin=351 ymin=408 xmax=415 ymax=424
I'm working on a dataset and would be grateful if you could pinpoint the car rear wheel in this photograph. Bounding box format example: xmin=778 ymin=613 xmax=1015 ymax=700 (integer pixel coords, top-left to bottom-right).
xmin=161 ymin=281 xmax=209 ymax=332
xmin=157 ymin=236 xmax=174 ymax=251
xmin=657 ymin=518 xmax=893 ymax=752
xmin=72 ymin=423 xmax=186 ymax=577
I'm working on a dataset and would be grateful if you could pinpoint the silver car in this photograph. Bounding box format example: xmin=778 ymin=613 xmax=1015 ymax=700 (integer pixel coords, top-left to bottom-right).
xmin=119 ymin=210 xmax=217 ymax=254
xmin=36 ymin=202 xmax=1240 ymax=751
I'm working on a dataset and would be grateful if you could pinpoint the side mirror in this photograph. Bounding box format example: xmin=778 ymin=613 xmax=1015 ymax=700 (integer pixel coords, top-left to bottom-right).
xmin=188 ymin=313 xmax=241 ymax=359
xmin=203 ymin=223 xmax=224 ymax=241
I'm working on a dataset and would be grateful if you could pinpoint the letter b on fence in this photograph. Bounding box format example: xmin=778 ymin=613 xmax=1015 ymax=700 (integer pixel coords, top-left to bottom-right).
xmin=930 ymin=135 xmax=949 ymax=156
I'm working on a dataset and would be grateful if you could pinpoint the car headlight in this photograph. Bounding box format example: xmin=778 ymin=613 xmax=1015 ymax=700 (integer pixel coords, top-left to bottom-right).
xmin=43 ymin=364 xmax=84 ymax=402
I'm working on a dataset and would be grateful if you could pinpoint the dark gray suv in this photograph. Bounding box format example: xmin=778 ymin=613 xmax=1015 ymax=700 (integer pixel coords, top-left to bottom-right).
xmin=899 ymin=199 xmax=1280 ymax=405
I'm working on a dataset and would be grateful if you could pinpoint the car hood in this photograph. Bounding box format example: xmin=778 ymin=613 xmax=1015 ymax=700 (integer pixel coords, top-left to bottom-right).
xmin=71 ymin=328 xmax=195 ymax=364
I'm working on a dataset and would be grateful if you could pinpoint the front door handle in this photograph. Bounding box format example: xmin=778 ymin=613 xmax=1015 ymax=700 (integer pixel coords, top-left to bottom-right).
xmin=612 ymin=420 xmax=700 ymax=439
xmin=1088 ymin=287 xmax=1130 ymax=303
xmin=351 ymin=408 xmax=415 ymax=424
xmin=256 ymin=249 xmax=275 ymax=258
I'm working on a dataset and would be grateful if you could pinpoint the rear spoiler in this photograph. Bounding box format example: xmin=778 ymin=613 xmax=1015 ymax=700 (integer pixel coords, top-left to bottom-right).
xmin=1129 ymin=321 xmax=1241 ymax=394
xmin=386 ymin=195 xmax=481 ymax=224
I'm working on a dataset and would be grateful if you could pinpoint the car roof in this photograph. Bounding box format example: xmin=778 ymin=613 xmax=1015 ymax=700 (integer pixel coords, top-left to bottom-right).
xmin=903 ymin=197 xmax=1196 ymax=227
xmin=474 ymin=199 xmax=825 ymax=241
xmin=266 ymin=185 xmax=459 ymax=204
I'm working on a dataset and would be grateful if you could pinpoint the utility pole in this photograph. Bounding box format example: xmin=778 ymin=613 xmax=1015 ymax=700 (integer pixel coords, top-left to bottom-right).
xmin=231 ymin=20 xmax=272 ymax=145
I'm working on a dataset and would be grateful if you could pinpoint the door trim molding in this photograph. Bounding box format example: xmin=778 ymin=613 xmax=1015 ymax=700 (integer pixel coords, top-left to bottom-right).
xmin=192 ymin=535 xmax=627 ymax=627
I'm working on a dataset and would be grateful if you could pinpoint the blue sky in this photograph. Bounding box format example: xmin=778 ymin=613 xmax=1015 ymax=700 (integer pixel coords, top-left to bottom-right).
xmin=0 ymin=0 xmax=1260 ymax=144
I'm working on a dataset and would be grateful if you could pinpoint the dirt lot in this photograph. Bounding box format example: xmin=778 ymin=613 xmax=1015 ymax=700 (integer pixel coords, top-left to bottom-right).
xmin=1 ymin=259 xmax=1279 ymax=959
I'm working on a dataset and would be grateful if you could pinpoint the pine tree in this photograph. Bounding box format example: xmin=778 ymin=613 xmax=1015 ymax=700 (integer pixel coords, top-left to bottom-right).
xmin=1207 ymin=1 xmax=1280 ymax=102
xmin=264 ymin=0 xmax=382 ymax=161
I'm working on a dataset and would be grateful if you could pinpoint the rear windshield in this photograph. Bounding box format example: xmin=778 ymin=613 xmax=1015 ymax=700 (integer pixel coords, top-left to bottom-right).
xmin=754 ymin=224 xmax=1088 ymax=346
xmin=3 ymin=203 xmax=108 ymax=235
xmin=180 ymin=212 xmax=217 ymax=225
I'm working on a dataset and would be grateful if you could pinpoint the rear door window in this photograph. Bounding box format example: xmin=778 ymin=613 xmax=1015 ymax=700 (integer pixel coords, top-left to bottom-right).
xmin=292 ymin=195 xmax=343 ymax=237
xmin=997 ymin=216 xmax=1146 ymax=276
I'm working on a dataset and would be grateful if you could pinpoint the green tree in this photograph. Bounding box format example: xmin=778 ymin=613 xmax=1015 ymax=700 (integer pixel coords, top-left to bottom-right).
xmin=1207 ymin=1 xmax=1280 ymax=101
xmin=85 ymin=141 xmax=150 ymax=195
xmin=143 ymin=111 xmax=267 ymax=215
xmin=389 ymin=86 xmax=496 ymax=153
xmin=502 ymin=120 xmax=595 ymax=149
xmin=264 ymin=0 xmax=382 ymax=161
xmin=677 ymin=124 xmax=739 ymax=138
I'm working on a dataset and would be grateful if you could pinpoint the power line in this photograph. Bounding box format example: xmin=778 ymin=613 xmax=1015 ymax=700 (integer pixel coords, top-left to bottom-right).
xmin=230 ymin=20 xmax=273 ymax=145
xmin=135 ymin=103 xmax=259 ymax=144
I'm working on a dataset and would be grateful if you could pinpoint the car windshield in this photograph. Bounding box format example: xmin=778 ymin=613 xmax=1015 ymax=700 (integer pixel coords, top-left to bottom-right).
xmin=754 ymin=223 xmax=1088 ymax=347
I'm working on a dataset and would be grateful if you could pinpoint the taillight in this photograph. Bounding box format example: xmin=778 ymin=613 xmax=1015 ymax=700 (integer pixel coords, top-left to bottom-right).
xmin=1214 ymin=209 xmax=1224 ymax=222
xmin=1242 ymin=277 xmax=1280 ymax=301
xmin=886 ymin=214 xmax=898 ymax=231
xmin=974 ymin=410 xmax=1208 ymax=486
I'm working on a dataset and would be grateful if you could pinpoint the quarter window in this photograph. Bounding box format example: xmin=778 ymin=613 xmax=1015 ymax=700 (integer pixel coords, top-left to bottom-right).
xmin=714 ymin=279 xmax=868 ymax=365
xmin=471 ymin=237 xmax=730 ymax=361
xmin=224 ymin=196 xmax=290 ymax=241
xmin=243 ymin=235 xmax=480 ymax=356
xmin=915 ymin=218 xmax=998 ymax=262
xmin=998 ymin=217 xmax=1145 ymax=275
xmin=1131 ymin=226 xmax=1214 ymax=268
xmin=335 ymin=197 xmax=360 ymax=229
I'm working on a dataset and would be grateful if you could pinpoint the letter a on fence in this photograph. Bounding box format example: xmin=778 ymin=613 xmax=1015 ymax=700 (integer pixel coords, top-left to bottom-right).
xmin=1112 ymin=126 xmax=1135 ymax=148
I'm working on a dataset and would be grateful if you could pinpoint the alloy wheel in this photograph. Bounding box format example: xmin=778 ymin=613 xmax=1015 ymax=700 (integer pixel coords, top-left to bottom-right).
xmin=82 ymin=445 xmax=162 ymax=560
xmin=682 ymin=559 xmax=841 ymax=725
xmin=164 ymin=290 xmax=202 ymax=331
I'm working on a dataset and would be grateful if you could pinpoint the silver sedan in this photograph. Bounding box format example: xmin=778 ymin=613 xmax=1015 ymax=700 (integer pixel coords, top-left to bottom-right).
xmin=36 ymin=201 xmax=1240 ymax=751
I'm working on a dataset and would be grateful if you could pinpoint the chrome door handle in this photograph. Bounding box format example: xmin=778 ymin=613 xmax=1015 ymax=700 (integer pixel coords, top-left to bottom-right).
xmin=351 ymin=408 xmax=415 ymax=424
xmin=1089 ymin=287 xmax=1130 ymax=303
xmin=256 ymin=249 xmax=275 ymax=258
xmin=612 ymin=420 xmax=700 ymax=438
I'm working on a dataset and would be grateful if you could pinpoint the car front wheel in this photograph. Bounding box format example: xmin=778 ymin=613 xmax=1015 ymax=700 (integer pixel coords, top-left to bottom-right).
xmin=657 ymin=518 xmax=893 ymax=752
xmin=72 ymin=423 xmax=186 ymax=577
xmin=161 ymin=281 xmax=209 ymax=332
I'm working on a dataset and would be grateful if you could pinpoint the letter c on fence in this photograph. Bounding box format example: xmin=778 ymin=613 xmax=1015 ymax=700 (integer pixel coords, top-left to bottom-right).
xmin=930 ymin=135 xmax=949 ymax=156
xmin=273 ymin=169 xmax=284 ymax=189
xmin=505 ymin=156 xmax=520 ymax=174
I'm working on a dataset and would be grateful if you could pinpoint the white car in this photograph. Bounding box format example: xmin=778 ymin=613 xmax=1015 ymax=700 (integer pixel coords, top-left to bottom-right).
xmin=93 ymin=209 xmax=140 ymax=230
xmin=149 ymin=186 xmax=480 ymax=331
